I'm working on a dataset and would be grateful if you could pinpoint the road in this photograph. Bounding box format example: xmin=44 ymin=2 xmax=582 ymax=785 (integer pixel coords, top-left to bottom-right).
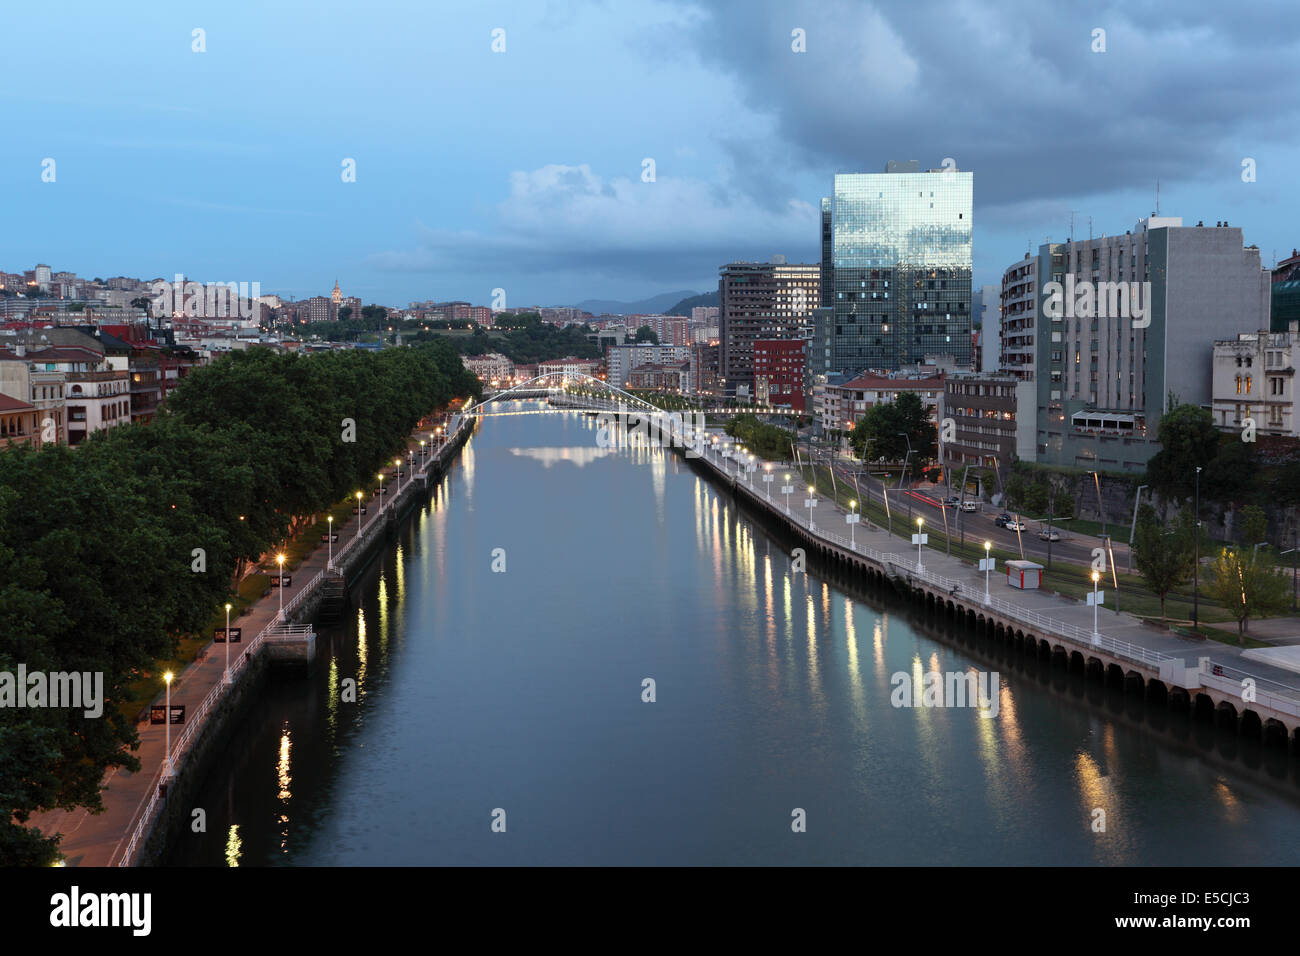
xmin=809 ymin=456 xmax=1133 ymax=570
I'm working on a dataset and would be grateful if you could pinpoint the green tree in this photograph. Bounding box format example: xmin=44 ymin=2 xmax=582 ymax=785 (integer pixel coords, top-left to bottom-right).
xmin=1146 ymin=403 xmax=1221 ymax=501
xmin=1133 ymin=504 xmax=1197 ymax=620
xmin=634 ymin=325 xmax=659 ymax=344
xmin=1205 ymin=546 xmax=1291 ymax=642
xmin=1239 ymin=504 xmax=1268 ymax=547
xmin=849 ymin=392 xmax=934 ymax=477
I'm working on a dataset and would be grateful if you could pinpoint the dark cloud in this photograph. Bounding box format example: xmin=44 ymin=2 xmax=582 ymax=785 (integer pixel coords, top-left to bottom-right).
xmin=673 ymin=0 xmax=1300 ymax=209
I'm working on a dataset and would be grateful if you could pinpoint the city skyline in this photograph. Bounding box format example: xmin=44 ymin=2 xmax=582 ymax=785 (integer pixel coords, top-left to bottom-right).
xmin=6 ymin=0 xmax=1298 ymax=306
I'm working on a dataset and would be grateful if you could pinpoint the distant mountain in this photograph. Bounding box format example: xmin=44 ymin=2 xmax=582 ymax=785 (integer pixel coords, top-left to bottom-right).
xmin=575 ymin=290 xmax=699 ymax=316
xmin=665 ymin=291 xmax=718 ymax=316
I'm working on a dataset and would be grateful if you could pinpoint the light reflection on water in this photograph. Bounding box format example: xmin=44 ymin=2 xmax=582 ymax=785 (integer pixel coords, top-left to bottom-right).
xmin=169 ymin=403 xmax=1300 ymax=866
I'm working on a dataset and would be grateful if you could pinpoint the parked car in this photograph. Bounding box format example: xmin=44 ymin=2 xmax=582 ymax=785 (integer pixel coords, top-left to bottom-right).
xmin=961 ymin=500 xmax=979 ymax=512
xmin=1038 ymin=529 xmax=1062 ymax=542
xmin=1005 ymin=520 xmax=1027 ymax=532
xmin=942 ymin=495 xmax=960 ymax=508
xmin=994 ymin=512 xmax=1013 ymax=527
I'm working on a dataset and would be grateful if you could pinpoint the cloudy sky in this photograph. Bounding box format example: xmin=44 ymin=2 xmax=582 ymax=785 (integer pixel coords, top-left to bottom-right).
xmin=5 ymin=0 xmax=1298 ymax=308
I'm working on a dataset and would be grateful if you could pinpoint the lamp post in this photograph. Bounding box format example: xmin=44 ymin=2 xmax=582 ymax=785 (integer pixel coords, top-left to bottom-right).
xmin=394 ymin=458 xmax=403 ymax=492
xmin=327 ymin=516 xmax=334 ymax=568
xmin=897 ymin=432 xmax=913 ymax=490
xmin=377 ymin=472 xmax=385 ymax=513
xmin=223 ymin=603 xmax=232 ymax=685
xmin=805 ymin=485 xmax=817 ymax=530
xmin=914 ymin=517 xmax=926 ymax=572
xmin=847 ymin=499 xmax=860 ymax=548
xmin=355 ymin=491 xmax=363 ymax=540
xmin=982 ymin=541 xmax=993 ymax=602
xmin=163 ymin=671 xmax=174 ymax=779
xmin=762 ymin=463 xmax=774 ymax=499
xmin=1193 ymin=465 xmax=1202 ymax=628
xmin=1089 ymin=570 xmax=1103 ymax=643
xmin=420 ymin=439 xmax=426 ymax=465
xmin=276 ymin=553 xmax=286 ymax=621
xmin=782 ymin=474 xmax=794 ymax=515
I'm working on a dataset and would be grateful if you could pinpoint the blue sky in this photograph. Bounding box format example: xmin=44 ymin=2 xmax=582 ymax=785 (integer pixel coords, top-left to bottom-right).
xmin=5 ymin=0 xmax=1298 ymax=308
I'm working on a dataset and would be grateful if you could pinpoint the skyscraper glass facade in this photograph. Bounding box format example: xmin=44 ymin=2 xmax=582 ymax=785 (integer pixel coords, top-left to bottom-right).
xmin=823 ymin=165 xmax=973 ymax=373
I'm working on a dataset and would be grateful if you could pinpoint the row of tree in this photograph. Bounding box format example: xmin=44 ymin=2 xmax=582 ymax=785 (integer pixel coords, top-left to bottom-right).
xmin=724 ymin=414 xmax=796 ymax=461
xmin=1132 ymin=503 xmax=1290 ymax=637
xmin=0 ymin=340 xmax=479 ymax=865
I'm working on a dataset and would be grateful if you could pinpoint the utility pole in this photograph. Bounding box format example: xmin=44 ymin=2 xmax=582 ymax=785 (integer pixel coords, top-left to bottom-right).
xmin=1193 ymin=466 xmax=1202 ymax=628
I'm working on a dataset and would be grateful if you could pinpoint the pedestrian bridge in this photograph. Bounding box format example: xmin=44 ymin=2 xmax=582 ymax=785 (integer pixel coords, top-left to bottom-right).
xmin=468 ymin=371 xmax=802 ymax=420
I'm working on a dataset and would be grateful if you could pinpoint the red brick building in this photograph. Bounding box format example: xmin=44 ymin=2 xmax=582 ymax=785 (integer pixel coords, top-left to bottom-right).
xmin=753 ymin=338 xmax=807 ymax=411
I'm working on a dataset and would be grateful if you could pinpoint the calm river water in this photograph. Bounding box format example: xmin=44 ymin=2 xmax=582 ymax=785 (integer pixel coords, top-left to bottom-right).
xmin=168 ymin=403 xmax=1300 ymax=865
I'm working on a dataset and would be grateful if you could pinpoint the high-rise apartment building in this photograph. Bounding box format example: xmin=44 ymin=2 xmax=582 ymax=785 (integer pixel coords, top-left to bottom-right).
xmin=821 ymin=161 xmax=973 ymax=375
xmin=1017 ymin=217 xmax=1271 ymax=470
xmin=717 ymin=259 xmax=818 ymax=397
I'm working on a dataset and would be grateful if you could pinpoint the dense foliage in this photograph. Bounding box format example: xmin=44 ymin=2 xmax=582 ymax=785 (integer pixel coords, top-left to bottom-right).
xmin=723 ymin=414 xmax=795 ymax=461
xmin=447 ymin=314 xmax=601 ymax=364
xmin=848 ymin=392 xmax=935 ymax=477
xmin=0 ymin=340 xmax=478 ymax=864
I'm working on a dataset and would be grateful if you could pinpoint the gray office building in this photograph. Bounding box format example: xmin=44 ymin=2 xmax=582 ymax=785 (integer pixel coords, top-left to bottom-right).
xmin=821 ymin=160 xmax=973 ymax=374
xmin=1020 ymin=216 xmax=1271 ymax=471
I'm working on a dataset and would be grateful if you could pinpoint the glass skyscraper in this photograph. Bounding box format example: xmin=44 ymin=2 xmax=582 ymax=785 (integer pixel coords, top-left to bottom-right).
xmin=822 ymin=161 xmax=973 ymax=373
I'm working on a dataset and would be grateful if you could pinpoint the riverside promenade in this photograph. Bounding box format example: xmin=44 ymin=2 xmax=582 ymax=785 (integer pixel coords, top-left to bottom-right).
xmin=679 ymin=421 xmax=1300 ymax=744
xmin=33 ymin=412 xmax=473 ymax=867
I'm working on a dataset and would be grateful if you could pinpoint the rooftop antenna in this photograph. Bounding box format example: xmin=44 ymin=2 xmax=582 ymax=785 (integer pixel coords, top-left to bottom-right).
xmin=1089 ymin=216 xmax=1094 ymax=241
xmin=1155 ymin=180 xmax=1160 ymax=216
xmin=1070 ymin=211 xmax=1077 ymax=244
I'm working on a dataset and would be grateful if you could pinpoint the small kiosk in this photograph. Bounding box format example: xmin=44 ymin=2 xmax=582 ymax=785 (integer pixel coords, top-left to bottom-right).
xmin=1005 ymin=559 xmax=1044 ymax=590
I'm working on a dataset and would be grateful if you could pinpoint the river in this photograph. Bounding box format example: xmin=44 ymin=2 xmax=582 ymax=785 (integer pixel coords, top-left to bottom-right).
xmin=167 ymin=402 xmax=1300 ymax=865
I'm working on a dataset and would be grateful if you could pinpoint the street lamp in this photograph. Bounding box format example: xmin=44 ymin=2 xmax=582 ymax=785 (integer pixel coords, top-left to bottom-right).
xmin=847 ymin=499 xmax=860 ymax=548
xmin=223 ymin=603 xmax=232 ymax=685
xmin=276 ymin=553 xmax=286 ymax=620
xmin=762 ymin=462 xmax=774 ymax=499
xmin=394 ymin=458 xmax=403 ymax=492
xmin=377 ymin=472 xmax=385 ymax=512
xmin=805 ymin=484 xmax=817 ymax=530
xmin=1089 ymin=570 xmax=1104 ymax=643
xmin=355 ymin=491 xmax=363 ymax=540
xmin=913 ymin=517 xmax=926 ymax=571
xmin=327 ymin=516 xmax=334 ymax=568
xmin=981 ymin=541 xmax=993 ymax=602
xmin=1193 ymin=466 xmax=1202 ymax=628
xmin=163 ymin=671 xmax=174 ymax=779
xmin=782 ymin=474 xmax=794 ymax=515
xmin=420 ymin=439 xmax=426 ymax=464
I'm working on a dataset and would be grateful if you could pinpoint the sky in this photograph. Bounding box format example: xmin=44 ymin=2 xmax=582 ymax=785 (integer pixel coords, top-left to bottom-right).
xmin=5 ymin=0 xmax=1299 ymax=309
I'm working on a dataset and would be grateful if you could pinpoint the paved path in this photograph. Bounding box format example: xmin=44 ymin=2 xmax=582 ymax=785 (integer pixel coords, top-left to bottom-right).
xmin=31 ymin=422 xmax=457 ymax=866
xmin=693 ymin=432 xmax=1300 ymax=700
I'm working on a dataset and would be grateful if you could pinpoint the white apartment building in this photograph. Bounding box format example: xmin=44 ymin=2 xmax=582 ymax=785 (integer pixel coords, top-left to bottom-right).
xmin=1211 ymin=324 xmax=1300 ymax=437
xmin=462 ymin=352 xmax=515 ymax=384
xmin=816 ymin=371 xmax=945 ymax=436
xmin=606 ymin=344 xmax=690 ymax=389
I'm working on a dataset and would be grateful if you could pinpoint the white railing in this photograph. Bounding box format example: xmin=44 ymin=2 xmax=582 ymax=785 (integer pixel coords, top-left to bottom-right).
xmin=283 ymin=569 xmax=323 ymax=616
xmin=117 ymin=613 xmax=279 ymax=866
xmin=693 ymin=433 xmax=1187 ymax=675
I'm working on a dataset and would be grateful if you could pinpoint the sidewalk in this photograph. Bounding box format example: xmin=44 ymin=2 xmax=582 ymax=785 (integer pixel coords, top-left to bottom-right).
xmin=694 ymin=431 xmax=1300 ymax=701
xmin=32 ymin=421 xmax=459 ymax=866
